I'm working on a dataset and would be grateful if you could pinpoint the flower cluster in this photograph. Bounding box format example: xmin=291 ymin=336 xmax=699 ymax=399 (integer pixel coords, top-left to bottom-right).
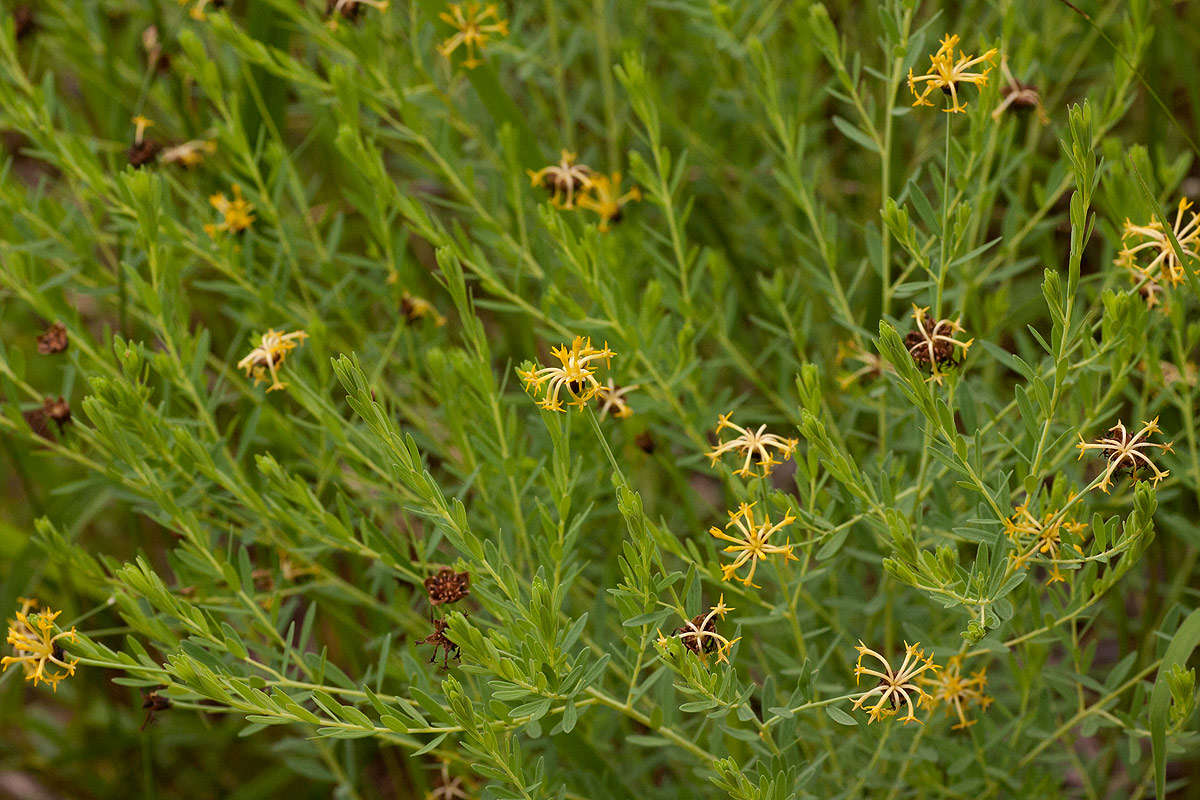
xmin=437 ymin=2 xmax=508 ymax=70
xmin=707 ymin=412 xmax=798 ymax=478
xmin=528 ymin=152 xmax=641 ymax=231
xmin=709 ymin=502 xmax=797 ymax=587
xmin=850 ymin=641 xmax=940 ymax=724
xmin=237 ymin=328 xmax=309 ymax=393
xmin=1004 ymin=501 xmax=1088 ymax=585
xmin=517 ymin=336 xmax=614 ymax=412
xmin=2 ymin=598 xmax=79 ymax=690
xmin=1115 ymin=198 xmax=1200 ymax=307
xmin=1076 ymin=418 xmax=1173 ymax=493
xmin=205 ymin=184 xmax=255 ymax=236
xmin=921 ymin=655 xmax=991 ymax=729
xmin=908 ymin=34 xmax=998 ymax=113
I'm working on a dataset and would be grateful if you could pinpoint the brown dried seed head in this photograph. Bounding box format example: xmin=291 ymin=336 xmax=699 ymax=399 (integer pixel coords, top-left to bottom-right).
xmin=37 ymin=322 xmax=68 ymax=355
xmin=424 ymin=568 xmax=470 ymax=606
xmin=128 ymin=140 xmax=162 ymax=168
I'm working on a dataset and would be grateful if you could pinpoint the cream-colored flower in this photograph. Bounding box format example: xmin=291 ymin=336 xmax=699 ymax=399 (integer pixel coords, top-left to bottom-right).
xmin=1076 ymin=418 xmax=1173 ymax=493
xmin=237 ymin=329 xmax=309 ymax=393
xmin=851 ymin=641 xmax=939 ymax=724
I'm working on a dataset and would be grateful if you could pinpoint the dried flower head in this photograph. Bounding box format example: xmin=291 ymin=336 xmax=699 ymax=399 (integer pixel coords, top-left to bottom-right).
xmin=1004 ymin=501 xmax=1088 ymax=584
xmin=577 ymin=173 xmax=641 ymax=232
xmin=13 ymin=6 xmax=34 ymax=40
xmin=437 ymin=3 xmax=508 ymax=70
xmin=36 ymin=322 xmax=68 ymax=355
xmin=517 ymin=336 xmax=615 ymax=412
xmin=709 ymin=502 xmax=798 ymax=587
xmin=905 ymin=305 xmax=973 ymax=383
xmin=160 ymin=139 xmax=216 ymax=169
xmin=402 ymin=291 xmax=447 ymax=326
xmin=237 ymin=329 xmax=309 ymax=393
xmin=142 ymin=26 xmax=171 ymax=73
xmin=991 ymin=57 xmax=1048 ymax=123
xmin=851 ymin=641 xmax=939 ymax=724
xmin=908 ymin=34 xmax=998 ymax=113
xmin=424 ymin=568 xmax=471 ymax=606
xmin=528 ymin=150 xmax=594 ymax=209
xmin=1115 ymin=199 xmax=1200 ymax=291
xmin=1076 ymin=418 xmax=1173 ymax=493
xmin=657 ymin=595 xmax=740 ymax=665
xmin=427 ymin=761 xmax=470 ymax=800
xmin=326 ymin=0 xmax=390 ymax=28
xmin=707 ymin=412 xmax=797 ymax=478
xmin=595 ymin=379 xmax=637 ymax=420
xmin=140 ymin=685 xmax=172 ymax=731
xmin=24 ymin=396 xmax=71 ymax=438
xmin=2 ymin=599 xmax=79 ymax=690
xmin=420 ymin=618 xmax=460 ymax=668
xmin=920 ymin=655 xmax=991 ymax=729
xmin=204 ymin=184 xmax=255 ymax=236
xmin=835 ymin=339 xmax=894 ymax=388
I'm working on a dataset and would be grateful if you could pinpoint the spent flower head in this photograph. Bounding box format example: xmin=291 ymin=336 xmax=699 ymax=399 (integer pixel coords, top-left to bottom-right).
xmin=437 ymin=2 xmax=508 ymax=70
xmin=851 ymin=640 xmax=940 ymax=724
xmin=237 ymin=329 xmax=309 ymax=393
xmin=517 ymin=336 xmax=614 ymax=412
xmin=658 ymin=595 xmax=740 ymax=665
xmin=709 ymin=502 xmax=797 ymax=587
xmin=905 ymin=304 xmax=973 ymax=384
xmin=991 ymin=56 xmax=1048 ymax=123
xmin=528 ymin=150 xmax=594 ymax=210
xmin=1076 ymin=418 xmax=1173 ymax=493
xmin=707 ymin=412 xmax=797 ymax=478
xmin=2 ymin=599 xmax=79 ymax=690
xmin=908 ymin=34 xmax=998 ymax=113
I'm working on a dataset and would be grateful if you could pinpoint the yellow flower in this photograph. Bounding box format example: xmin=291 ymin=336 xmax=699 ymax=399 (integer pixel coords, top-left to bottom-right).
xmin=707 ymin=412 xmax=797 ymax=478
xmin=908 ymin=34 xmax=998 ymax=113
xmin=437 ymin=2 xmax=508 ymax=70
xmin=205 ymin=184 xmax=255 ymax=236
xmin=1076 ymin=418 xmax=1173 ymax=493
xmin=402 ymin=291 xmax=447 ymax=326
xmin=132 ymin=115 xmax=154 ymax=145
xmin=161 ymin=139 xmax=217 ymax=168
xmin=920 ymin=655 xmax=991 ymax=729
xmin=528 ymin=150 xmax=594 ymax=210
xmin=516 ymin=336 xmax=614 ymax=412
xmin=709 ymin=502 xmax=797 ymax=587
xmin=237 ymin=329 xmax=309 ymax=393
xmin=577 ymin=173 xmax=641 ymax=232
xmin=658 ymin=595 xmax=740 ymax=665
xmin=595 ymin=379 xmax=637 ymax=420
xmin=2 ymin=599 xmax=79 ymax=691
xmin=1004 ymin=501 xmax=1088 ymax=585
xmin=851 ymin=640 xmax=939 ymax=724
xmin=835 ymin=340 xmax=895 ymax=389
xmin=905 ymin=304 xmax=973 ymax=384
xmin=1116 ymin=199 xmax=1200 ymax=292
xmin=179 ymin=0 xmax=224 ymax=21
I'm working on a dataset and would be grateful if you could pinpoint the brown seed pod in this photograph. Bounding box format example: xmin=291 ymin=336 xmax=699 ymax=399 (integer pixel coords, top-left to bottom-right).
xmin=36 ymin=322 xmax=68 ymax=355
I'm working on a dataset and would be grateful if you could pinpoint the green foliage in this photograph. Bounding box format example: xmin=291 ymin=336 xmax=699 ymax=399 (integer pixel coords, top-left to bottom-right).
xmin=2 ymin=0 xmax=1200 ymax=798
